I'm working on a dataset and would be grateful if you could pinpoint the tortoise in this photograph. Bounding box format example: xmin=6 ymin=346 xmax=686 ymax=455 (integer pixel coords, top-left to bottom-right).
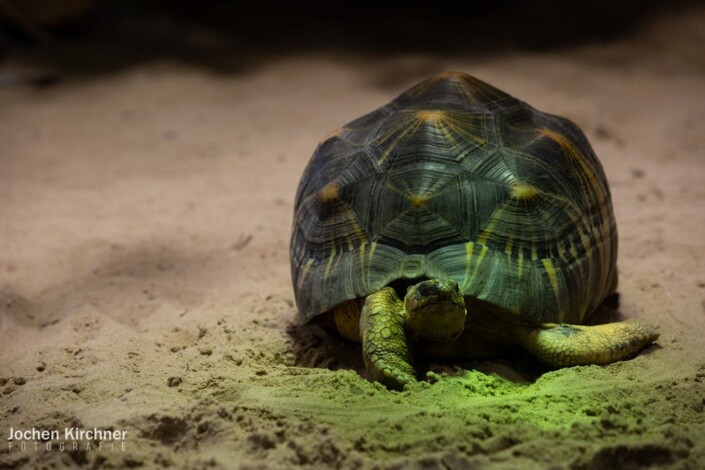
xmin=290 ymin=71 xmax=658 ymax=389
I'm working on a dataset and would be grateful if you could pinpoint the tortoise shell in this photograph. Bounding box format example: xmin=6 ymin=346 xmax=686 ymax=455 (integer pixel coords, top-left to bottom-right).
xmin=290 ymin=71 xmax=617 ymax=327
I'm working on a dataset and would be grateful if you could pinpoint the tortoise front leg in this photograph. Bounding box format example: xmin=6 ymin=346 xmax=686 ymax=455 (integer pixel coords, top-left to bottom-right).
xmin=360 ymin=287 xmax=416 ymax=389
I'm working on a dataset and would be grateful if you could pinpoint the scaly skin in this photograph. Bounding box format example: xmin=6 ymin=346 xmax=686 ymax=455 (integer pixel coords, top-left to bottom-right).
xmin=360 ymin=280 xmax=467 ymax=390
xmin=360 ymin=287 xmax=416 ymax=389
xmin=518 ymin=319 xmax=660 ymax=368
xmin=358 ymin=278 xmax=660 ymax=389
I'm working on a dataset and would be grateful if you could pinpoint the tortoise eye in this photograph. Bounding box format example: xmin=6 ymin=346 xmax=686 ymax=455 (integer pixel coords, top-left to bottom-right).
xmin=418 ymin=281 xmax=440 ymax=297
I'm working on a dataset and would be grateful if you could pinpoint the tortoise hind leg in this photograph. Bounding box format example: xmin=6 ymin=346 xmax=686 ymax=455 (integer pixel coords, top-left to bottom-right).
xmin=360 ymin=287 xmax=416 ymax=389
xmin=517 ymin=320 xmax=659 ymax=368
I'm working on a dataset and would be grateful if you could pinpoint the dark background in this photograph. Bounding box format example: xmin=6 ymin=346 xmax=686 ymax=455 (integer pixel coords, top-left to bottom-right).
xmin=0 ymin=0 xmax=699 ymax=79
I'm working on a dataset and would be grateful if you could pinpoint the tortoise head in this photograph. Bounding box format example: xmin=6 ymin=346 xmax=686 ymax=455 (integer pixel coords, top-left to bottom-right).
xmin=404 ymin=279 xmax=466 ymax=342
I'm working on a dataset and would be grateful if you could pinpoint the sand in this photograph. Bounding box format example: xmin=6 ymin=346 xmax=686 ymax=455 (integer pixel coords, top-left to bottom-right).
xmin=1 ymin=5 xmax=704 ymax=469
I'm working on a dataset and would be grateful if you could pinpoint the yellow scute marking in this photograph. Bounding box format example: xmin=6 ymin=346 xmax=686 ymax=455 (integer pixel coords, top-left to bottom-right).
xmin=298 ymin=258 xmax=314 ymax=291
xmin=368 ymin=241 xmax=377 ymax=262
xmin=476 ymin=208 xmax=502 ymax=245
xmin=541 ymin=259 xmax=559 ymax=294
xmin=318 ymin=182 xmax=340 ymax=202
xmin=541 ymin=258 xmax=564 ymax=322
xmin=462 ymin=242 xmax=489 ymax=289
xmin=324 ymin=246 xmax=336 ymax=279
xmin=504 ymin=237 xmax=513 ymax=254
xmin=410 ymin=194 xmax=428 ymax=208
xmin=517 ymin=249 xmax=524 ymax=275
xmin=462 ymin=242 xmax=475 ymax=287
xmin=511 ymin=183 xmax=538 ymax=199
xmin=359 ymin=243 xmax=366 ymax=281
xmin=416 ymin=110 xmax=445 ymax=123
xmin=468 ymin=244 xmax=489 ymax=287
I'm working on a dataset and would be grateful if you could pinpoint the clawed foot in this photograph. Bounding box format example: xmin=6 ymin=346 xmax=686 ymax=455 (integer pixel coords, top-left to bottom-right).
xmin=364 ymin=350 xmax=417 ymax=390
xmin=520 ymin=319 xmax=659 ymax=368
xmin=360 ymin=287 xmax=417 ymax=390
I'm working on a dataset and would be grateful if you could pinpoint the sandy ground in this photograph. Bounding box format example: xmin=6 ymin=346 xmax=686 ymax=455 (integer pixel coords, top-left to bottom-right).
xmin=1 ymin=6 xmax=705 ymax=469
